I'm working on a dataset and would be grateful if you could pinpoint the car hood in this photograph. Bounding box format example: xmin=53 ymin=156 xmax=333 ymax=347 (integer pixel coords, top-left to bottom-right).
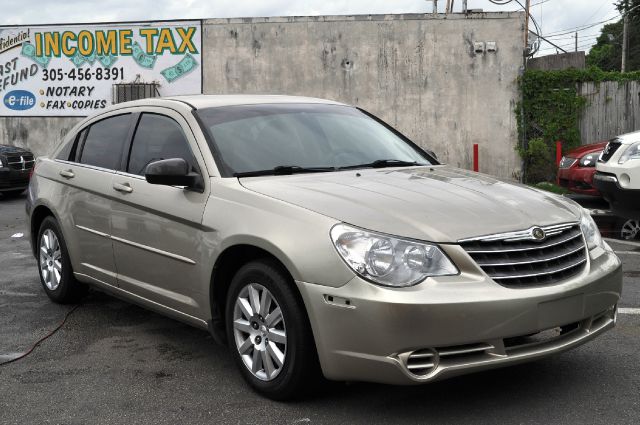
xmin=0 ymin=144 xmax=31 ymax=155
xmin=239 ymin=166 xmax=583 ymax=242
xmin=566 ymin=141 xmax=607 ymax=158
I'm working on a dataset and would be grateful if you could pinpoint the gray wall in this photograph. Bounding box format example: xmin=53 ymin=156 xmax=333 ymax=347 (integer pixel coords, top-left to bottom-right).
xmin=0 ymin=117 xmax=82 ymax=156
xmin=1 ymin=12 xmax=525 ymax=179
xmin=528 ymin=52 xmax=585 ymax=71
xmin=579 ymin=81 xmax=640 ymax=144
xmin=202 ymin=13 xmax=524 ymax=179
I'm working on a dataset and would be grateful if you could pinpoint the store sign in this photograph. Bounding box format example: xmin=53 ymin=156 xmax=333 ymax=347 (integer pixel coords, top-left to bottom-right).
xmin=0 ymin=21 xmax=202 ymax=116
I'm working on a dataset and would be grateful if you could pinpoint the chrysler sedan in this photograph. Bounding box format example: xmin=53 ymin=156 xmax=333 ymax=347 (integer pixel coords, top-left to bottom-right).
xmin=26 ymin=95 xmax=622 ymax=400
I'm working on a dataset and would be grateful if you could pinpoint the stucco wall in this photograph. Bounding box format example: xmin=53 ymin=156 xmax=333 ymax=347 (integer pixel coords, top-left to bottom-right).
xmin=203 ymin=13 xmax=525 ymax=179
xmin=0 ymin=116 xmax=82 ymax=156
xmin=0 ymin=12 xmax=525 ymax=179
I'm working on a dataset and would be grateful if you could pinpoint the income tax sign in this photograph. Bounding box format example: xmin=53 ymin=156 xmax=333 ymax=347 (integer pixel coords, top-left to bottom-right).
xmin=0 ymin=21 xmax=202 ymax=116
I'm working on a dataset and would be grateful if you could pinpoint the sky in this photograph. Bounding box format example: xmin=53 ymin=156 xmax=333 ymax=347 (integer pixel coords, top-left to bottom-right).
xmin=0 ymin=0 xmax=619 ymax=57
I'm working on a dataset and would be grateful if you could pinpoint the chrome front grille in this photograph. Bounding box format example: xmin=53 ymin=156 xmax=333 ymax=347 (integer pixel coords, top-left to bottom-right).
xmin=6 ymin=154 xmax=35 ymax=170
xmin=459 ymin=223 xmax=587 ymax=287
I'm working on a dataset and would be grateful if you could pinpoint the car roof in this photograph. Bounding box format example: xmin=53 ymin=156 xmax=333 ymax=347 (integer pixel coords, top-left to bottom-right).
xmin=111 ymin=95 xmax=349 ymax=111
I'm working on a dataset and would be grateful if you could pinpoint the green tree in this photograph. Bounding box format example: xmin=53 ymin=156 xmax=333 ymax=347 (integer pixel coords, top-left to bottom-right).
xmin=586 ymin=0 xmax=640 ymax=71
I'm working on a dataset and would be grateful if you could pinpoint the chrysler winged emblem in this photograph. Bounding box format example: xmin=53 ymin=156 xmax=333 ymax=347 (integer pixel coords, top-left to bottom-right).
xmin=531 ymin=227 xmax=546 ymax=241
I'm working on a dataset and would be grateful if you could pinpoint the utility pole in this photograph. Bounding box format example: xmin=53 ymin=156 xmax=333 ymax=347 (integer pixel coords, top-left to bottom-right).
xmin=622 ymin=0 xmax=629 ymax=72
xmin=524 ymin=0 xmax=531 ymax=55
xmin=575 ymin=31 xmax=578 ymax=52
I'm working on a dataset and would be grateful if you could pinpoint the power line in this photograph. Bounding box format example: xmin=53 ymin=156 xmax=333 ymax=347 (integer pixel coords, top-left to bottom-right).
xmin=546 ymin=33 xmax=600 ymax=41
xmin=486 ymin=0 xmax=632 ymax=57
xmin=538 ymin=41 xmax=603 ymax=52
xmin=544 ymin=3 xmax=640 ymax=38
xmin=544 ymin=14 xmax=621 ymax=37
xmin=538 ymin=36 xmax=612 ymax=52
xmin=580 ymin=0 xmax=610 ymax=27
xmin=530 ymin=0 xmax=553 ymax=6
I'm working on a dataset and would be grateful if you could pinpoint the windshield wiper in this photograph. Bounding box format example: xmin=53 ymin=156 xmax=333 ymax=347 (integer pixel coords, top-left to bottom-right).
xmin=338 ymin=159 xmax=426 ymax=170
xmin=234 ymin=165 xmax=336 ymax=177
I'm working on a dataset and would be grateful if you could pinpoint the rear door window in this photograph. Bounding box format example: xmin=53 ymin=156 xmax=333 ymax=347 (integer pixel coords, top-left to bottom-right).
xmin=56 ymin=132 xmax=79 ymax=161
xmin=79 ymin=114 xmax=132 ymax=170
xmin=127 ymin=113 xmax=199 ymax=176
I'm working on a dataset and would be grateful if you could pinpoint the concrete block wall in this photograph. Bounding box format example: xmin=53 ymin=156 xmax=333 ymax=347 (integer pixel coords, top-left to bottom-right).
xmin=0 ymin=12 xmax=525 ymax=179
xmin=203 ymin=13 xmax=525 ymax=179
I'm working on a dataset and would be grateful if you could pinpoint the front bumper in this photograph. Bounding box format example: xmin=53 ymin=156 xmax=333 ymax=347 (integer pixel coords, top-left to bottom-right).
xmin=557 ymin=166 xmax=599 ymax=196
xmin=297 ymin=245 xmax=622 ymax=385
xmin=593 ymin=172 xmax=640 ymax=218
xmin=0 ymin=167 xmax=31 ymax=192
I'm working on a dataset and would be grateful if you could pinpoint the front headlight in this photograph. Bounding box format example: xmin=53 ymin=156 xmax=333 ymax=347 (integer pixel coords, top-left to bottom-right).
xmin=580 ymin=209 xmax=603 ymax=250
xmin=579 ymin=152 xmax=602 ymax=167
xmin=618 ymin=142 xmax=640 ymax=164
xmin=330 ymin=224 xmax=458 ymax=287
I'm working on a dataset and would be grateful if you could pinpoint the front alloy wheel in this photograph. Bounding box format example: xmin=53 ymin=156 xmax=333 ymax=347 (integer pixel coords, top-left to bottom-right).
xmin=225 ymin=260 xmax=321 ymax=400
xmin=232 ymin=283 xmax=287 ymax=381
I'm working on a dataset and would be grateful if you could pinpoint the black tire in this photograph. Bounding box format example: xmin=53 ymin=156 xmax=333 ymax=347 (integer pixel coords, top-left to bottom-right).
xmin=617 ymin=218 xmax=640 ymax=241
xmin=225 ymin=259 xmax=321 ymax=400
xmin=37 ymin=216 xmax=86 ymax=304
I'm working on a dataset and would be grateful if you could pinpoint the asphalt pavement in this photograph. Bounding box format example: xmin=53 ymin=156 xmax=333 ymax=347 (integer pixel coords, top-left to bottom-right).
xmin=1 ymin=193 xmax=639 ymax=425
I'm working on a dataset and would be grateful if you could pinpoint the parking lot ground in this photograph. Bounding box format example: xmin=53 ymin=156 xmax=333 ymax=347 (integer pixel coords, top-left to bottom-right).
xmin=1 ymin=193 xmax=639 ymax=425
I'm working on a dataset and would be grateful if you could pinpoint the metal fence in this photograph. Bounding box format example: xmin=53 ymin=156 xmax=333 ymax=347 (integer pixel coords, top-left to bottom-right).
xmin=579 ymin=81 xmax=640 ymax=144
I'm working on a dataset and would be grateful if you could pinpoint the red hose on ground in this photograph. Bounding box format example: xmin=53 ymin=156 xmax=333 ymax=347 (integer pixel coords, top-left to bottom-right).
xmin=0 ymin=305 xmax=80 ymax=367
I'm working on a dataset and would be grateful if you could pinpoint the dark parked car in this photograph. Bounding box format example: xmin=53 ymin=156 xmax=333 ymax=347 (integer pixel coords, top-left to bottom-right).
xmin=557 ymin=141 xmax=607 ymax=196
xmin=0 ymin=144 xmax=35 ymax=196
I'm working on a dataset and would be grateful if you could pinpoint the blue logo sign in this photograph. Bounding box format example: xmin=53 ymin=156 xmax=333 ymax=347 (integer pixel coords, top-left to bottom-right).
xmin=3 ymin=90 xmax=36 ymax=111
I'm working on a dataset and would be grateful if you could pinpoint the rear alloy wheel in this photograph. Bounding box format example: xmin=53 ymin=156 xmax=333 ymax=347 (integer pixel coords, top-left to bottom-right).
xmin=40 ymin=229 xmax=62 ymax=291
xmin=225 ymin=260 xmax=321 ymax=400
xmin=37 ymin=216 xmax=86 ymax=303
xmin=620 ymin=219 xmax=640 ymax=240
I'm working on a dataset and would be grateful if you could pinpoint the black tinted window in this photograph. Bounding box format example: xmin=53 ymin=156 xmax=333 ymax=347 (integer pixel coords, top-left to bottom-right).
xmin=80 ymin=114 xmax=131 ymax=169
xmin=127 ymin=114 xmax=198 ymax=176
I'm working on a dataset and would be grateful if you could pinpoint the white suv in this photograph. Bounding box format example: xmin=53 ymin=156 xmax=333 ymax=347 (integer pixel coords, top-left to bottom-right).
xmin=594 ymin=130 xmax=640 ymax=219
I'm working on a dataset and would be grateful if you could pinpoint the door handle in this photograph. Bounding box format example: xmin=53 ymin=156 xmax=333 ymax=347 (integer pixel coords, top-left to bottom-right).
xmin=113 ymin=182 xmax=133 ymax=193
xmin=59 ymin=169 xmax=75 ymax=179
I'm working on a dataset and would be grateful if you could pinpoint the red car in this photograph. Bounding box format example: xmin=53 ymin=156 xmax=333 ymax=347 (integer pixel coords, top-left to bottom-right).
xmin=557 ymin=141 xmax=608 ymax=196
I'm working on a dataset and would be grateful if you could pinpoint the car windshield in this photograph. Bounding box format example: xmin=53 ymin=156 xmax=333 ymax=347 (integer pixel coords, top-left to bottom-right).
xmin=195 ymin=103 xmax=435 ymax=176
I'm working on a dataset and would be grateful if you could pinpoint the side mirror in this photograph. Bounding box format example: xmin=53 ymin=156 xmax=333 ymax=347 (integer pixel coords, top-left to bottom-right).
xmin=144 ymin=158 xmax=203 ymax=190
xmin=425 ymin=149 xmax=438 ymax=161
